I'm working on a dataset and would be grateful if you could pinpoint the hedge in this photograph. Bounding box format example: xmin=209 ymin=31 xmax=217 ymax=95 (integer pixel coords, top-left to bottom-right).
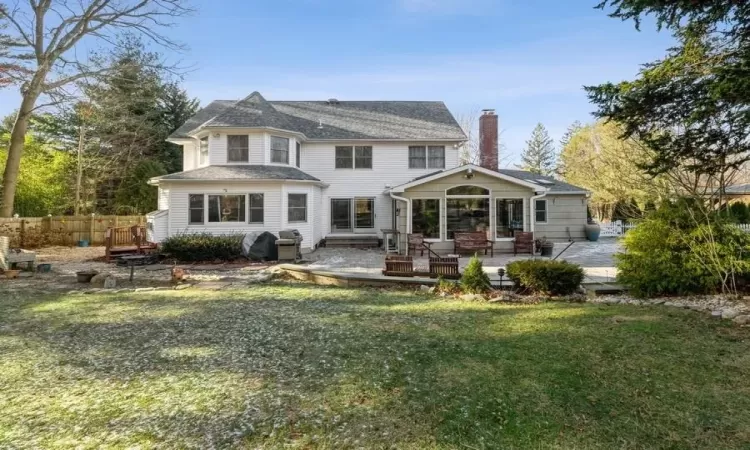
xmin=160 ymin=233 xmax=244 ymax=262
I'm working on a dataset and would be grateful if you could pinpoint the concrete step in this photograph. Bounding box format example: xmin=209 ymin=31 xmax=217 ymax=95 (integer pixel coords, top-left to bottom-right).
xmin=324 ymin=235 xmax=380 ymax=248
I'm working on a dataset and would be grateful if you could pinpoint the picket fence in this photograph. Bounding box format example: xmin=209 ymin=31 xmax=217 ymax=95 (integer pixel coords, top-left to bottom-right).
xmin=0 ymin=215 xmax=146 ymax=248
xmin=599 ymin=220 xmax=750 ymax=237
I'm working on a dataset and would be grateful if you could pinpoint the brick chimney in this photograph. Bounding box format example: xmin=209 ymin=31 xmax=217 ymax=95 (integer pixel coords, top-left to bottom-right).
xmin=479 ymin=109 xmax=498 ymax=170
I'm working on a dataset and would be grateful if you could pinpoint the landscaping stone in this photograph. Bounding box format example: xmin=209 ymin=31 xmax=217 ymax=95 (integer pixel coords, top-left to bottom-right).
xmin=90 ymin=272 xmax=112 ymax=287
xmin=135 ymin=287 xmax=155 ymax=292
xmin=711 ymin=310 xmax=723 ymax=318
xmin=732 ymin=315 xmax=750 ymax=325
xmin=103 ymin=276 xmax=117 ymax=289
xmin=174 ymin=284 xmax=192 ymax=290
xmin=721 ymin=308 xmax=740 ymax=320
xmin=419 ymin=285 xmax=431 ymax=293
xmin=460 ymin=293 xmax=484 ymax=301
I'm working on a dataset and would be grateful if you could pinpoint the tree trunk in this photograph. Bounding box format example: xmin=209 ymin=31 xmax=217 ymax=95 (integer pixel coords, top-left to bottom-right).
xmin=74 ymin=122 xmax=85 ymax=215
xmin=1 ymin=90 xmax=41 ymax=217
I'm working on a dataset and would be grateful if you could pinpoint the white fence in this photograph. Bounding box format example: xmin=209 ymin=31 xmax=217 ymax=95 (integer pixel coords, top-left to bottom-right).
xmin=599 ymin=221 xmax=638 ymax=237
xmin=599 ymin=220 xmax=750 ymax=237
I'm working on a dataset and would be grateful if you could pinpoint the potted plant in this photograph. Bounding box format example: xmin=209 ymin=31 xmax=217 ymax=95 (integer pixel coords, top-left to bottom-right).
xmin=537 ymin=236 xmax=555 ymax=257
xmin=76 ymin=270 xmax=98 ymax=283
xmin=584 ymin=217 xmax=601 ymax=242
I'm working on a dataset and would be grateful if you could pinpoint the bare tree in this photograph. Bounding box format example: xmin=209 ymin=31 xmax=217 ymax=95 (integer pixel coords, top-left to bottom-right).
xmin=0 ymin=0 xmax=191 ymax=217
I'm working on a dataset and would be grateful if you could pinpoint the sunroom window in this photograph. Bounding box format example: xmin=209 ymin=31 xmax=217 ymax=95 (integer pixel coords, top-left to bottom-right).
xmin=412 ymin=199 xmax=440 ymax=239
xmin=208 ymin=195 xmax=246 ymax=222
xmin=496 ymin=199 xmax=524 ymax=237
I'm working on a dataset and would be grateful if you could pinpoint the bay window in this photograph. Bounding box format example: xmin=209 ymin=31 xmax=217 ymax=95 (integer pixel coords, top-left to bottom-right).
xmin=189 ymin=194 xmax=204 ymax=224
xmin=249 ymin=194 xmax=264 ymax=223
xmin=271 ymin=136 xmax=289 ymax=164
xmin=199 ymin=137 xmax=208 ymax=165
xmin=208 ymin=195 xmax=246 ymax=222
xmin=227 ymin=135 xmax=249 ymax=162
xmin=288 ymin=193 xmax=307 ymax=222
xmin=411 ymin=199 xmax=440 ymax=239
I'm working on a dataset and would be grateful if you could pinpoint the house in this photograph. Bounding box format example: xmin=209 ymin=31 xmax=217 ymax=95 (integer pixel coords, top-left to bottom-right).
xmin=147 ymin=92 xmax=589 ymax=253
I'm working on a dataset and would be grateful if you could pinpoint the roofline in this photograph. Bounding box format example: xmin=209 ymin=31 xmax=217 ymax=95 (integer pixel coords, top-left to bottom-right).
xmin=390 ymin=164 xmax=547 ymax=193
xmin=149 ymin=177 xmax=327 ymax=187
xmin=545 ymin=190 xmax=590 ymax=195
xmin=307 ymin=138 xmax=467 ymax=143
xmin=187 ymin=126 xmax=307 ymax=140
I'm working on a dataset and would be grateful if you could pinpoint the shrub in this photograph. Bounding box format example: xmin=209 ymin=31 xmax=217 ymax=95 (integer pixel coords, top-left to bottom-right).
xmin=505 ymin=259 xmax=584 ymax=296
xmin=460 ymin=255 xmax=492 ymax=294
xmin=616 ymin=201 xmax=750 ymax=297
xmin=161 ymin=233 xmax=244 ymax=262
xmin=728 ymin=202 xmax=750 ymax=223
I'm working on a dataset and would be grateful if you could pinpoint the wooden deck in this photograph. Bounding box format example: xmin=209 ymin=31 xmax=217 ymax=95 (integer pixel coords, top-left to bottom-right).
xmin=105 ymin=226 xmax=157 ymax=261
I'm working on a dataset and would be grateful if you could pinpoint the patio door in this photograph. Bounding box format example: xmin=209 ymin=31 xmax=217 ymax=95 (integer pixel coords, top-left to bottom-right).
xmin=331 ymin=199 xmax=352 ymax=233
xmin=330 ymin=198 xmax=376 ymax=233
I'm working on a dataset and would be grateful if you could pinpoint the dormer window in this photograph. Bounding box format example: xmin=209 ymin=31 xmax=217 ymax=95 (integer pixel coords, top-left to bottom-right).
xmin=271 ymin=136 xmax=290 ymax=164
xmin=227 ymin=135 xmax=249 ymax=162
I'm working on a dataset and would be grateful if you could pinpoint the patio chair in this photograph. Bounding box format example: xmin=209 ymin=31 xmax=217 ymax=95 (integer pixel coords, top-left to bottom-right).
xmin=408 ymin=233 xmax=434 ymax=256
xmin=514 ymin=232 xmax=534 ymax=256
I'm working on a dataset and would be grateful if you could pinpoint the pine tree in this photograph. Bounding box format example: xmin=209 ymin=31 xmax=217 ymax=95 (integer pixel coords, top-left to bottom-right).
xmin=559 ymin=120 xmax=583 ymax=150
xmin=519 ymin=123 xmax=555 ymax=175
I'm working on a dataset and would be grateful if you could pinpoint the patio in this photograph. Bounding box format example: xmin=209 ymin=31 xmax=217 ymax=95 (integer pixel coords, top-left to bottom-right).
xmin=304 ymin=239 xmax=620 ymax=284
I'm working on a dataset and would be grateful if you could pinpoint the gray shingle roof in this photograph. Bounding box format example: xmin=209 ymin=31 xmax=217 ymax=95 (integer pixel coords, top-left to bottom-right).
xmin=725 ymin=184 xmax=750 ymax=195
xmin=403 ymin=166 xmax=588 ymax=193
xmin=169 ymin=92 xmax=467 ymax=141
xmin=151 ymin=165 xmax=320 ymax=182
xmin=497 ymin=169 xmax=588 ymax=193
xmin=170 ymin=100 xmax=237 ymax=139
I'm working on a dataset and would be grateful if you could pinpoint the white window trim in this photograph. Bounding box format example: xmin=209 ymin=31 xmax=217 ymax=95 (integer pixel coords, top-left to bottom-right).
xmin=334 ymin=145 xmax=374 ymax=170
xmin=408 ymin=145 xmax=446 ymax=170
xmin=287 ymin=192 xmax=308 ymax=223
xmin=248 ymin=193 xmax=265 ymax=225
xmin=535 ymin=199 xmax=548 ymax=224
xmin=494 ymin=197 xmax=527 ymax=242
xmin=409 ymin=197 xmax=442 ymax=242
xmin=270 ymin=135 xmax=290 ymax=165
xmin=444 ymin=186 xmax=492 ymax=242
xmin=226 ymin=134 xmax=250 ymax=164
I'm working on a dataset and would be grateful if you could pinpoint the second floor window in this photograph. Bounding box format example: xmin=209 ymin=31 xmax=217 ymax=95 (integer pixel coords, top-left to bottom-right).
xmin=335 ymin=146 xmax=372 ymax=169
xmin=409 ymin=146 xmax=445 ymax=169
xmin=199 ymin=137 xmax=208 ymax=165
xmin=271 ymin=136 xmax=290 ymax=164
xmin=296 ymin=142 xmax=301 ymax=168
xmin=227 ymin=135 xmax=249 ymax=162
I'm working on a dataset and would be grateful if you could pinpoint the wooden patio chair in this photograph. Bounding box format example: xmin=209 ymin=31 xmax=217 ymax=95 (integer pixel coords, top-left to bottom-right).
xmin=408 ymin=233 xmax=434 ymax=256
xmin=429 ymin=256 xmax=460 ymax=279
xmin=514 ymin=232 xmax=535 ymax=256
xmin=383 ymin=255 xmax=415 ymax=277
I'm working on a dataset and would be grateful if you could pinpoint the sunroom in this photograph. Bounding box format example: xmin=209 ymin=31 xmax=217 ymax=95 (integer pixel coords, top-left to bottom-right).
xmin=389 ymin=165 xmax=588 ymax=254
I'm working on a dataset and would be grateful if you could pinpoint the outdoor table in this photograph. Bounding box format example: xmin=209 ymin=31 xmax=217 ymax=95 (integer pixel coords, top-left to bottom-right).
xmin=118 ymin=255 xmax=156 ymax=282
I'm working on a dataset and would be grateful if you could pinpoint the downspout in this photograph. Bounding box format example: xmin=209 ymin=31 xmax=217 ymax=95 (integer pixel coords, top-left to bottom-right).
xmin=530 ymin=191 xmax=547 ymax=234
xmin=390 ymin=191 xmax=409 ymax=254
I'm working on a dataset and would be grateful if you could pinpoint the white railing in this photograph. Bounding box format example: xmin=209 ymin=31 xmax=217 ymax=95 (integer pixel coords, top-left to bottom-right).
xmin=599 ymin=220 xmax=637 ymax=237
xmin=599 ymin=220 xmax=750 ymax=237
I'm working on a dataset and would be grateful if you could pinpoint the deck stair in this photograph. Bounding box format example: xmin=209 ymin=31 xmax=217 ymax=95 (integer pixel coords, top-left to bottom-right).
xmin=325 ymin=235 xmax=380 ymax=249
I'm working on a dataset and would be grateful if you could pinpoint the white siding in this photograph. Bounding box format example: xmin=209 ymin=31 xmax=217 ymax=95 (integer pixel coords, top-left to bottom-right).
xmin=182 ymin=141 xmax=198 ymax=171
xmin=281 ymin=184 xmax=315 ymax=250
xmin=158 ymin=187 xmax=170 ymax=210
xmin=146 ymin=210 xmax=169 ymax=243
xmin=207 ymin=132 xmax=271 ymax=165
xmin=301 ymin=141 xmax=461 ymax=237
xmin=250 ymin=133 xmax=265 ymax=163
xmin=209 ymin=134 xmax=227 ymax=165
xmin=312 ymin=185 xmax=322 ymax=245
xmin=166 ymin=181 xmax=283 ymax=237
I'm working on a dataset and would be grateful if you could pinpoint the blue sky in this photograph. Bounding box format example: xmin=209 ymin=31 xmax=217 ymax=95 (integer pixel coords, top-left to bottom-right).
xmin=0 ymin=0 xmax=673 ymax=165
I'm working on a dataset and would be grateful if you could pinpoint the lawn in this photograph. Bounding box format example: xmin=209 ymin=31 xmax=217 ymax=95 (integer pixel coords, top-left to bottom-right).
xmin=1 ymin=284 xmax=749 ymax=449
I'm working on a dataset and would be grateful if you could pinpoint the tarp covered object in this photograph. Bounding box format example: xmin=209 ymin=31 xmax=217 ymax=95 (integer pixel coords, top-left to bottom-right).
xmin=242 ymin=231 xmax=278 ymax=261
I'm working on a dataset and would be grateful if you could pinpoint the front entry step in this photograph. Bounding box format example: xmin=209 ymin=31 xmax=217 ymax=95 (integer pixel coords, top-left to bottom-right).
xmin=325 ymin=235 xmax=380 ymax=249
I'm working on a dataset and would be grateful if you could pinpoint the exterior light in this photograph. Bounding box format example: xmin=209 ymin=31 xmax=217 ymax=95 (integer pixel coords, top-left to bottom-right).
xmin=497 ymin=268 xmax=505 ymax=289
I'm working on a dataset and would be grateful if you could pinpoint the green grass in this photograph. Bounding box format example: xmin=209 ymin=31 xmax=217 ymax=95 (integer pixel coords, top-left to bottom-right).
xmin=1 ymin=284 xmax=749 ymax=449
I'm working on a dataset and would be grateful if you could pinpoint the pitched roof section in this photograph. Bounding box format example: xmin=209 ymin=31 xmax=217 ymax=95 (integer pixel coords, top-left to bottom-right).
xmin=393 ymin=165 xmax=588 ymax=193
xmin=150 ymin=165 xmax=321 ymax=182
xmin=168 ymin=94 xmax=467 ymax=141
xmin=169 ymin=100 xmax=237 ymax=139
xmin=496 ymin=169 xmax=588 ymax=193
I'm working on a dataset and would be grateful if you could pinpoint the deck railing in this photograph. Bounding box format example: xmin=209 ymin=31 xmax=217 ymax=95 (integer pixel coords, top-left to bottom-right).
xmin=599 ymin=220 xmax=750 ymax=237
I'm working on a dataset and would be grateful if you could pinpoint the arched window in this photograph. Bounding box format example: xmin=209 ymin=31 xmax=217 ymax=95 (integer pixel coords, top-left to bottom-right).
xmin=446 ymin=185 xmax=489 ymax=196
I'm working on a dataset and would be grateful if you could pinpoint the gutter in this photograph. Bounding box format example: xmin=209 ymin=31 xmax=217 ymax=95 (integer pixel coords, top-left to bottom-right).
xmin=149 ymin=178 xmax=329 ymax=188
xmin=389 ymin=190 xmax=410 ymax=232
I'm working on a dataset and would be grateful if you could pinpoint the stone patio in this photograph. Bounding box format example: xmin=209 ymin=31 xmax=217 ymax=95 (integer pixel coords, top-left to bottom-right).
xmin=304 ymin=239 xmax=621 ymax=284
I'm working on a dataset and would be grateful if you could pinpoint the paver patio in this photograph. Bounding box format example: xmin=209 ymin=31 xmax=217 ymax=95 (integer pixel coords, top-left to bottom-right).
xmin=305 ymin=239 xmax=621 ymax=284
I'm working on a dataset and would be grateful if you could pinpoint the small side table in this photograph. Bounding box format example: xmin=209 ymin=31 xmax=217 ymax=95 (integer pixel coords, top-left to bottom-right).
xmin=118 ymin=255 xmax=156 ymax=282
